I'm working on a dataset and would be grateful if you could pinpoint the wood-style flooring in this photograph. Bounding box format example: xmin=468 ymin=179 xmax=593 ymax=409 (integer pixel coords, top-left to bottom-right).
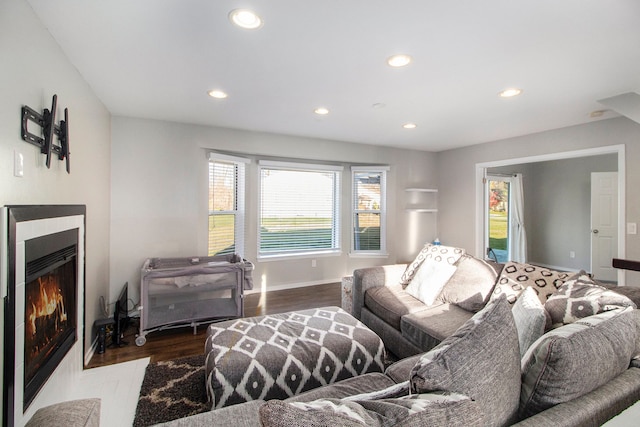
xmin=86 ymin=282 xmax=341 ymax=368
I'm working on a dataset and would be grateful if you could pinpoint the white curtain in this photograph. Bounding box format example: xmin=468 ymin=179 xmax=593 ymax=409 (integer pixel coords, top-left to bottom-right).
xmin=510 ymin=173 xmax=527 ymax=262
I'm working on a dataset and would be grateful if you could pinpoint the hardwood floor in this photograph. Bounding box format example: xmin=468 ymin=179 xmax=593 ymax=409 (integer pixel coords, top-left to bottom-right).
xmin=86 ymin=282 xmax=341 ymax=368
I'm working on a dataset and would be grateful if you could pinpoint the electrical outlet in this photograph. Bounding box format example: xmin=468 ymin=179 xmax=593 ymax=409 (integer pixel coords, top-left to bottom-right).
xmin=627 ymin=223 xmax=637 ymax=235
xmin=569 ymin=251 xmax=576 ymax=259
xmin=311 ymin=259 xmax=317 ymax=268
xmin=14 ymin=151 xmax=24 ymax=177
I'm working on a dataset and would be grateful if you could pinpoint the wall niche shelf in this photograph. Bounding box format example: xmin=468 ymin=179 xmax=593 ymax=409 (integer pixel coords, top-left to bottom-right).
xmin=405 ymin=188 xmax=438 ymax=212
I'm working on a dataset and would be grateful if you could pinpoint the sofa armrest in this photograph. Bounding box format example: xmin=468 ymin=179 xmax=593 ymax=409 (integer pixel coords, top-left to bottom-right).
xmin=511 ymin=368 xmax=640 ymax=427
xmin=352 ymin=264 xmax=407 ymax=320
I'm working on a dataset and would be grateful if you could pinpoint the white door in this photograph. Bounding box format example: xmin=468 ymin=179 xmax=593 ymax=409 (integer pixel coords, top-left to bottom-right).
xmin=591 ymin=172 xmax=618 ymax=282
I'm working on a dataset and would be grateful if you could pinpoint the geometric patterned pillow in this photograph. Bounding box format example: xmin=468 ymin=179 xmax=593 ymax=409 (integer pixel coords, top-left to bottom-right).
xmin=258 ymin=393 xmax=484 ymax=427
xmin=399 ymin=244 xmax=465 ymax=287
xmin=544 ymin=275 xmax=637 ymax=328
xmin=490 ymin=262 xmax=573 ymax=304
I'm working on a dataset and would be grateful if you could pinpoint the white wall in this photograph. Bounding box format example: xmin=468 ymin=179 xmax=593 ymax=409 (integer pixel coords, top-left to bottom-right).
xmin=110 ymin=116 xmax=438 ymax=304
xmin=1 ymin=0 xmax=111 ymax=419
xmin=436 ymin=117 xmax=640 ymax=284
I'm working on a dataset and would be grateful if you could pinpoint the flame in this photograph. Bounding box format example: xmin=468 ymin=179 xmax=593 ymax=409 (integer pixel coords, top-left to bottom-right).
xmin=26 ymin=276 xmax=68 ymax=337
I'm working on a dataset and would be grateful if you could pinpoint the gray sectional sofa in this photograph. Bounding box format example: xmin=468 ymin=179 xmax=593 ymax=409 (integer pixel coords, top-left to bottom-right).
xmin=156 ymin=246 xmax=640 ymax=427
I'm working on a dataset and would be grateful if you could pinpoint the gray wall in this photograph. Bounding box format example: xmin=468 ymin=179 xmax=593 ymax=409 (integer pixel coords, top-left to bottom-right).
xmin=437 ymin=117 xmax=640 ymax=284
xmin=1 ymin=0 xmax=112 ymax=416
xmin=110 ymin=116 xmax=438 ymax=304
xmin=490 ymin=154 xmax=618 ymax=271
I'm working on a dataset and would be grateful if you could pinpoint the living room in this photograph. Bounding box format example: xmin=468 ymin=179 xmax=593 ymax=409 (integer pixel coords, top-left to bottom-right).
xmin=2 ymin=0 xmax=640 ymax=425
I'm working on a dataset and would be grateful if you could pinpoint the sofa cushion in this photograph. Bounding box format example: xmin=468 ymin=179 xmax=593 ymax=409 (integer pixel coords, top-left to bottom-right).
xmin=285 ymin=372 xmax=396 ymax=403
xmin=519 ymin=306 xmax=637 ymax=418
xmin=25 ymin=398 xmax=101 ymax=427
xmin=155 ymin=400 xmax=265 ymax=427
xmin=260 ymin=392 xmax=484 ymax=427
xmin=404 ymin=256 xmax=457 ymax=305
xmin=364 ymin=284 xmax=426 ymax=330
xmin=399 ymin=244 xmax=465 ymax=287
xmin=409 ymin=296 xmax=521 ymax=427
xmin=512 ymin=286 xmax=547 ymax=358
xmin=384 ymin=354 xmax=423 ymax=383
xmin=436 ymin=255 xmax=502 ymax=312
xmin=544 ymin=274 xmax=636 ymax=327
xmin=491 ymin=262 xmax=573 ymax=304
xmin=400 ymin=303 xmax=473 ymax=351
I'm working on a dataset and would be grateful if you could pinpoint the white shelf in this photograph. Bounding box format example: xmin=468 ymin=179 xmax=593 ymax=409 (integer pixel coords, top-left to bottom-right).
xmin=405 ymin=188 xmax=438 ymax=193
xmin=406 ymin=207 xmax=438 ymax=213
xmin=405 ymin=188 xmax=438 ymax=212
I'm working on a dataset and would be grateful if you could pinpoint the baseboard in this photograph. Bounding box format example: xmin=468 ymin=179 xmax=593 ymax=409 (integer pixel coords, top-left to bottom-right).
xmin=528 ymin=262 xmax=581 ymax=273
xmin=244 ymin=278 xmax=342 ymax=295
xmin=85 ymin=335 xmax=98 ymax=365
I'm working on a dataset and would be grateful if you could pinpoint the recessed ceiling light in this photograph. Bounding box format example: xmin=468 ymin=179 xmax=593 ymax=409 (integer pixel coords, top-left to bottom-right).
xmin=590 ymin=109 xmax=607 ymax=118
xmin=314 ymin=107 xmax=330 ymax=115
xmin=208 ymin=89 xmax=228 ymax=99
xmin=499 ymin=88 xmax=523 ymax=98
xmin=229 ymin=9 xmax=263 ymax=29
xmin=403 ymin=123 xmax=417 ymax=129
xmin=387 ymin=54 xmax=412 ymax=68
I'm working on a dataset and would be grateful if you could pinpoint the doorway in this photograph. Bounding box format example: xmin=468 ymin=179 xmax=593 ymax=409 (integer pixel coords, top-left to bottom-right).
xmin=485 ymin=174 xmax=526 ymax=263
xmin=475 ymin=145 xmax=626 ymax=284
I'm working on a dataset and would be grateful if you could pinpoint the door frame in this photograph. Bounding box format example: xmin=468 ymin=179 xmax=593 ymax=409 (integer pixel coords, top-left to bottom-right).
xmin=474 ymin=144 xmax=626 ymax=285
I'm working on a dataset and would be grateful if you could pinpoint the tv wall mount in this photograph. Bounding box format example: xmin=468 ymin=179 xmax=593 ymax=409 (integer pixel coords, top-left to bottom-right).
xmin=21 ymin=94 xmax=71 ymax=173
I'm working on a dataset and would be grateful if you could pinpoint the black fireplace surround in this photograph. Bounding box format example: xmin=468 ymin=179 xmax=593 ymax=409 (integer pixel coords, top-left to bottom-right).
xmin=3 ymin=205 xmax=85 ymax=426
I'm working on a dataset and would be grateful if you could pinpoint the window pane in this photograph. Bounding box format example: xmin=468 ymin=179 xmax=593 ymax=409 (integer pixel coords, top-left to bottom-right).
xmin=208 ymin=214 xmax=235 ymax=256
xmin=210 ymin=162 xmax=236 ymax=212
xmin=260 ymin=168 xmax=339 ymax=256
xmin=488 ymin=180 xmax=509 ymax=263
xmin=352 ymin=170 xmax=384 ymax=253
xmin=208 ymin=157 xmax=245 ymax=257
xmin=354 ymin=212 xmax=380 ymax=250
xmin=354 ymin=172 xmax=381 ymax=210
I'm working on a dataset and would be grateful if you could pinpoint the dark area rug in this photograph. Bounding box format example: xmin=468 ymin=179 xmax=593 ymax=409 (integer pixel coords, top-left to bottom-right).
xmin=133 ymin=348 xmax=398 ymax=426
xmin=133 ymin=354 xmax=209 ymax=427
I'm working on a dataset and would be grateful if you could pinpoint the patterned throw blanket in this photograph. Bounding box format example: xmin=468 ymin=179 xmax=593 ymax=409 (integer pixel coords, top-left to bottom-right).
xmin=205 ymin=306 xmax=385 ymax=409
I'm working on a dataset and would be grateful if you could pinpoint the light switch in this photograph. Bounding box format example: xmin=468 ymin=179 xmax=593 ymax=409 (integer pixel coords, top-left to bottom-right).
xmin=14 ymin=151 xmax=24 ymax=177
xmin=627 ymin=222 xmax=637 ymax=235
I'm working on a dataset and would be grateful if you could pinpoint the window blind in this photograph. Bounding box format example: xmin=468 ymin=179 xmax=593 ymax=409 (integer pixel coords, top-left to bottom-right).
xmin=258 ymin=162 xmax=341 ymax=257
xmin=208 ymin=154 xmax=247 ymax=256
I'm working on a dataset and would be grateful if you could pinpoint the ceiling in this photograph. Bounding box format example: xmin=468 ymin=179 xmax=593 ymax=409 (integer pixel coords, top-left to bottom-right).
xmin=27 ymin=0 xmax=640 ymax=152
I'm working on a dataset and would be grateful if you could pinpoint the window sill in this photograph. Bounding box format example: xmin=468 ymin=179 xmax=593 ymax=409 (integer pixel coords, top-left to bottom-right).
xmin=258 ymin=251 xmax=342 ymax=262
xmin=348 ymin=252 xmax=389 ymax=259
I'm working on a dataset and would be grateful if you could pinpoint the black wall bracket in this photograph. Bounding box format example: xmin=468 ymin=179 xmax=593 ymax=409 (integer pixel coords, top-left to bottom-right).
xmin=21 ymin=94 xmax=71 ymax=173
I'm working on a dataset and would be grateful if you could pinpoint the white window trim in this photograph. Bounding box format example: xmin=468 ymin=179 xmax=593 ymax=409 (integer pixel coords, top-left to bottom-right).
xmin=257 ymin=160 xmax=343 ymax=260
xmin=208 ymin=152 xmax=249 ymax=257
xmin=350 ymin=166 xmax=389 ymax=257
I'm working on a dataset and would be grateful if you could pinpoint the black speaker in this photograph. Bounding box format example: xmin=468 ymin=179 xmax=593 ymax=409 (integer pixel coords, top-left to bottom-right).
xmin=97 ymin=325 xmax=106 ymax=354
xmin=94 ymin=317 xmax=114 ymax=354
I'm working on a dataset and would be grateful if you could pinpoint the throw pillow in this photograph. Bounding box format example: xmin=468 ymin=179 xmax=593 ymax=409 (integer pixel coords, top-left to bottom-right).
xmin=259 ymin=392 xmax=484 ymax=427
xmin=520 ymin=306 xmax=637 ymax=418
xmin=399 ymin=244 xmax=465 ymax=287
xmin=436 ymin=254 xmax=503 ymax=312
xmin=404 ymin=257 xmax=457 ymax=305
xmin=490 ymin=262 xmax=573 ymax=304
xmin=511 ymin=286 xmax=547 ymax=358
xmin=544 ymin=274 xmax=636 ymax=327
xmin=409 ymin=296 xmax=521 ymax=427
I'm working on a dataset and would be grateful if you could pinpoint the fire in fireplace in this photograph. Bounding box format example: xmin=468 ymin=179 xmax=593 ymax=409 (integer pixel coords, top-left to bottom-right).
xmin=22 ymin=229 xmax=78 ymax=410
